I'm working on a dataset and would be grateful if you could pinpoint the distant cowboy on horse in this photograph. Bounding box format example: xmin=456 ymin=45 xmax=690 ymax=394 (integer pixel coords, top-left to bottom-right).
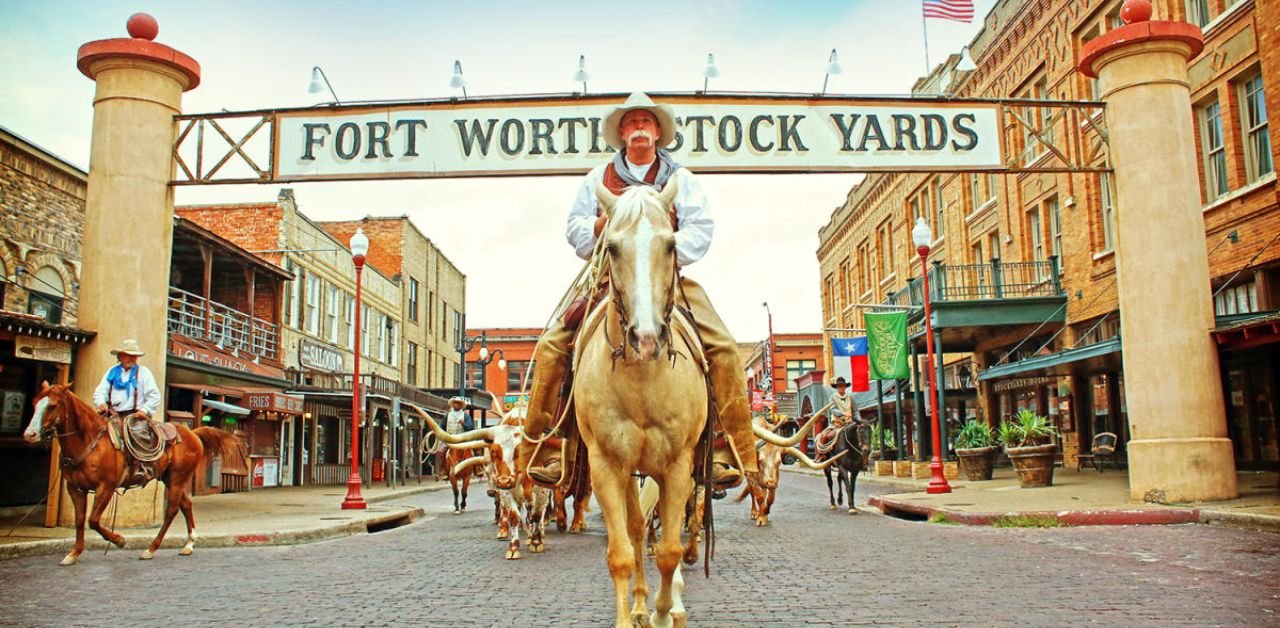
xmin=815 ymin=377 xmax=854 ymax=457
xmin=515 ymin=92 xmax=759 ymax=490
xmin=92 ymin=339 xmax=162 ymax=485
xmin=436 ymin=396 xmax=476 ymax=480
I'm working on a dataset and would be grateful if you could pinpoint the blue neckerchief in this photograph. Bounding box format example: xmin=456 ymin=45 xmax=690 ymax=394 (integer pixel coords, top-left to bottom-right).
xmin=107 ymin=364 xmax=138 ymax=398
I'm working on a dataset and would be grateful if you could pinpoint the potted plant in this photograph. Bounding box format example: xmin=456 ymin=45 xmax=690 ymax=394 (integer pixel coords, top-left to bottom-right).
xmin=954 ymin=420 xmax=998 ymax=481
xmin=998 ymin=409 xmax=1059 ymax=488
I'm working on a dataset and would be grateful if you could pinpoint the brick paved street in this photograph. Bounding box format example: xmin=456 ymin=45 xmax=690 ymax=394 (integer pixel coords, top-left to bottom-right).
xmin=2 ymin=474 xmax=1277 ymax=626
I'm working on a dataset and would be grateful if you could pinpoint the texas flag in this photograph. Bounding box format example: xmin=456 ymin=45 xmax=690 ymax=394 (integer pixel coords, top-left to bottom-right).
xmin=830 ymin=337 xmax=871 ymax=392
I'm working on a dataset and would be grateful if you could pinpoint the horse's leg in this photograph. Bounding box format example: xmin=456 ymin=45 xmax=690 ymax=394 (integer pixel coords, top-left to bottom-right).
xmin=143 ymin=481 xmax=183 ymax=559
xmin=837 ymin=468 xmax=847 ymax=506
xmin=652 ymin=468 xmax=692 ymax=628
xmin=570 ymin=485 xmax=591 ymax=533
xmin=61 ymin=488 xmax=88 ymax=566
xmin=681 ymin=486 xmax=703 ymax=566
xmin=178 ymin=491 xmax=197 ymax=555
xmin=624 ymin=476 xmax=650 ymax=625
xmin=88 ymin=483 xmax=125 ymax=549
xmin=590 ymin=459 xmax=638 ymax=628
xmin=847 ymin=465 xmax=859 ymax=515
xmin=451 ymin=476 xmax=461 ymax=514
xmin=824 ymin=467 xmax=837 ymax=510
xmin=460 ymin=475 xmax=469 ymax=512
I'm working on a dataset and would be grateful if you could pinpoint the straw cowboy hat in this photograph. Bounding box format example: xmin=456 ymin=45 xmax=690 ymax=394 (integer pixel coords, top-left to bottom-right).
xmin=109 ymin=339 xmax=145 ymax=357
xmin=448 ymin=396 xmax=467 ymax=407
xmin=832 ymin=377 xmax=849 ymax=388
xmin=603 ymin=92 xmax=678 ymax=150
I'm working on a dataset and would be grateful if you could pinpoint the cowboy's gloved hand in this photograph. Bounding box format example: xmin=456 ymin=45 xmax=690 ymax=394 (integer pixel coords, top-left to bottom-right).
xmin=593 ymin=215 xmax=607 ymax=237
xmin=96 ymin=403 xmax=108 ymax=414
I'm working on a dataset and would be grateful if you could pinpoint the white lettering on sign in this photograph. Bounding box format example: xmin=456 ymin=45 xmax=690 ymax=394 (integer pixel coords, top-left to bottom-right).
xmin=274 ymin=97 xmax=1003 ymax=180
xmin=299 ymin=339 xmax=344 ymax=372
xmin=15 ymin=335 xmax=72 ymax=364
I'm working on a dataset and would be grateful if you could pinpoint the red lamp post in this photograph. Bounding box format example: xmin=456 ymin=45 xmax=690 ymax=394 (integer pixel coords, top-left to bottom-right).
xmin=913 ymin=217 xmax=952 ymax=495
xmin=342 ymin=228 xmax=370 ymax=510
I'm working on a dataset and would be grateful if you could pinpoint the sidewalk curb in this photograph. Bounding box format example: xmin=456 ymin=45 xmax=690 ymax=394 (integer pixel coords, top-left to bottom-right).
xmin=869 ymin=495 xmax=1200 ymax=527
xmin=1199 ymin=509 xmax=1280 ymax=533
xmin=0 ymin=483 xmax=452 ymax=562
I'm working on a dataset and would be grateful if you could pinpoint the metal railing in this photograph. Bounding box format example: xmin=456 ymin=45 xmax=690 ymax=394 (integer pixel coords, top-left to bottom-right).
xmin=167 ymin=287 xmax=280 ymax=360
xmin=287 ymin=370 xmax=443 ymax=412
xmin=887 ymin=257 xmax=1062 ymax=307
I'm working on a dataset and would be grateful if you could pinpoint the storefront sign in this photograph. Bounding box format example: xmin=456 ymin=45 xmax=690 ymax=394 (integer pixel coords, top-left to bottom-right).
xmin=169 ymin=336 xmax=286 ymax=379
xmin=14 ymin=335 xmax=71 ymax=364
xmin=1 ymin=391 xmax=25 ymax=432
xmin=299 ymin=339 xmax=345 ymax=372
xmin=246 ymin=391 xmax=305 ymax=415
xmin=274 ymin=96 xmax=1002 ymax=181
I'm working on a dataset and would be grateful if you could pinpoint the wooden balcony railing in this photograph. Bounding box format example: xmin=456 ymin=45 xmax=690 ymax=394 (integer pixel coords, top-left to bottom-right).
xmin=167 ymin=287 xmax=280 ymax=360
xmin=887 ymin=257 xmax=1063 ymax=308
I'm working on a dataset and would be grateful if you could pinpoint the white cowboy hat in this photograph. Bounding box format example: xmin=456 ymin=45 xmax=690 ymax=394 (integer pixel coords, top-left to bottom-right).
xmin=603 ymin=92 xmax=677 ymax=151
xmin=448 ymin=396 xmax=467 ymax=406
xmin=109 ymin=339 xmax=145 ymax=357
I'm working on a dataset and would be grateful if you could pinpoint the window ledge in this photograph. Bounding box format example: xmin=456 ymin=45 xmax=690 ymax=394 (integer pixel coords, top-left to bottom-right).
xmin=964 ymin=198 xmax=999 ymax=225
xmin=878 ymin=273 xmax=898 ymax=288
xmin=1092 ymin=249 xmax=1115 ymax=262
xmin=1201 ymin=0 xmax=1252 ymax=38
xmin=1202 ymin=172 xmax=1277 ymax=213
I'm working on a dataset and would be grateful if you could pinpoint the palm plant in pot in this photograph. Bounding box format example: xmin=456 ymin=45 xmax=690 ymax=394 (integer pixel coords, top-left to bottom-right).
xmin=998 ymin=409 xmax=1059 ymax=488
xmin=954 ymin=420 xmax=998 ymax=481
xmin=868 ymin=425 xmax=898 ymax=460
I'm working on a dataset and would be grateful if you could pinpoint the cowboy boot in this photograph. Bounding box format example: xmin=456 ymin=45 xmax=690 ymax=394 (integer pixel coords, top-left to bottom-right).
xmin=517 ymin=325 xmax=574 ymax=486
xmin=707 ymin=353 xmax=760 ymax=491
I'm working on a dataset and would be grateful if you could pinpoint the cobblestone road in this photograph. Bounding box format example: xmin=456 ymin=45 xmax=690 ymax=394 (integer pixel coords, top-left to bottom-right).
xmin=2 ymin=474 xmax=1277 ymax=626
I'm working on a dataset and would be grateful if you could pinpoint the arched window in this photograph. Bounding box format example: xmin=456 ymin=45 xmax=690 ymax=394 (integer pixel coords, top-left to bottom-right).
xmin=29 ymin=266 xmax=65 ymax=324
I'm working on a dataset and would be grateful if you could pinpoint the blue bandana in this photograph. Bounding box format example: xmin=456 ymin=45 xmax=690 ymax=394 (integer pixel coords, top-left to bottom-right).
xmin=107 ymin=364 xmax=138 ymax=398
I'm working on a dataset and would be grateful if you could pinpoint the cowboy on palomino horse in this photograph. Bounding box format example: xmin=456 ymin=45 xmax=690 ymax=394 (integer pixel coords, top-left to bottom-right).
xmin=515 ymin=92 xmax=759 ymax=493
xmin=92 ymin=338 xmax=166 ymax=486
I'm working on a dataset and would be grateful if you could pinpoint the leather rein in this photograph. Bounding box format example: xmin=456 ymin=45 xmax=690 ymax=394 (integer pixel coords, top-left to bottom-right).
xmin=39 ymin=393 xmax=109 ymax=470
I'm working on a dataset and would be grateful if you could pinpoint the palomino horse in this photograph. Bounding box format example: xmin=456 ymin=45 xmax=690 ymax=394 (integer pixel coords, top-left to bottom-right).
xmin=574 ymin=180 xmax=703 ymax=628
xmin=21 ymin=382 xmax=242 ymax=565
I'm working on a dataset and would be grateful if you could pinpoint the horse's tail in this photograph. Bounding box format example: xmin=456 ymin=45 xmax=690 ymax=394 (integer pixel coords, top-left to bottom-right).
xmin=194 ymin=426 xmax=247 ymax=467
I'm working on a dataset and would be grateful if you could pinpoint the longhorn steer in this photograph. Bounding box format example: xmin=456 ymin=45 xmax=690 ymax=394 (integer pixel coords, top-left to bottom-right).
xmin=744 ymin=412 xmax=845 ymax=526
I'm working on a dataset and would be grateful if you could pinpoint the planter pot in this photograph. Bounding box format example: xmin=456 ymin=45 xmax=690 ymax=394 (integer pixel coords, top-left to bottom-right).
xmin=1006 ymin=444 xmax=1058 ymax=488
xmin=875 ymin=460 xmax=895 ymax=476
xmin=893 ymin=460 xmax=913 ymax=477
xmin=911 ymin=461 xmax=932 ymax=480
xmin=956 ymin=446 xmax=999 ymax=481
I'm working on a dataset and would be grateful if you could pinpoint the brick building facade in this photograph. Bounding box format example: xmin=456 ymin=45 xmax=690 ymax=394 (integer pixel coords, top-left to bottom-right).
xmin=816 ymin=0 xmax=1278 ymax=469
xmin=463 ymin=327 xmax=540 ymax=410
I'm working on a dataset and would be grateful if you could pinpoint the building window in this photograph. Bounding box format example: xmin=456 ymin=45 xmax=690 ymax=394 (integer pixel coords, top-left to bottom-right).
xmin=879 ymin=222 xmax=893 ymax=281
xmin=1186 ymin=0 xmax=1210 ymax=27
xmin=933 ymin=179 xmax=945 ymax=239
xmin=1047 ymin=197 xmax=1062 ymax=269
xmin=838 ymin=259 xmax=850 ymax=307
xmin=386 ymin=318 xmax=398 ymax=366
xmin=441 ymin=356 xmax=448 ymax=387
xmin=453 ymin=310 xmax=464 ymax=347
xmin=986 ymin=174 xmax=998 ymax=203
xmin=1027 ymin=207 xmax=1044 ymax=263
xmin=344 ymin=293 xmax=355 ymax=350
xmin=1099 ymin=172 xmax=1116 ymax=252
xmin=361 ymin=304 xmax=371 ymax=357
xmin=441 ymin=303 xmax=449 ymax=340
xmin=406 ymin=341 xmax=418 ymax=385
xmin=466 ymin=360 xmax=486 ymax=389
xmin=427 ymin=291 xmax=434 ymax=332
xmin=1240 ymin=73 xmax=1273 ymax=183
xmin=326 ymin=284 xmax=340 ymax=343
xmin=910 ymin=197 xmax=922 ymax=225
xmin=408 ymin=277 xmax=420 ymax=322
xmin=426 ymin=349 xmax=434 ymax=385
xmin=1200 ymin=98 xmax=1229 ymax=200
xmin=304 ymin=274 xmax=320 ymax=335
xmin=506 ymin=360 xmax=535 ymax=394
xmin=1214 ymin=281 xmax=1258 ymax=316
xmin=988 ymin=231 xmax=1000 ymax=261
xmin=971 ymin=240 xmax=984 ymax=265
xmin=785 ymin=359 xmax=817 ymax=392
xmin=858 ymin=244 xmax=869 ymax=294
xmin=1020 ymin=76 xmax=1051 ymax=164
xmin=283 ymin=258 xmax=296 ymax=328
xmin=969 ymin=174 xmax=982 ymax=213
xmin=28 ymin=266 xmax=65 ymax=324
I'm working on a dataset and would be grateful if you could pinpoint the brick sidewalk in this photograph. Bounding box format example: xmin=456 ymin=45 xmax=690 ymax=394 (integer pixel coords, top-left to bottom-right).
xmin=786 ymin=464 xmax=1280 ymax=531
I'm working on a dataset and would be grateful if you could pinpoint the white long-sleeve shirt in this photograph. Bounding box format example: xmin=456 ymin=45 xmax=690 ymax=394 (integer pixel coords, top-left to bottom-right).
xmin=92 ymin=364 xmax=161 ymax=416
xmin=566 ymin=162 xmax=713 ymax=267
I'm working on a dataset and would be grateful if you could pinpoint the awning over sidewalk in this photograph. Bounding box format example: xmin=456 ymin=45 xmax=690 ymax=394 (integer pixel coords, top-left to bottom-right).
xmin=854 ymin=380 xmax=901 ymax=410
xmin=201 ymin=398 xmax=250 ymax=415
xmin=1214 ymin=310 xmax=1280 ymax=351
xmin=979 ymin=337 xmax=1122 ymax=381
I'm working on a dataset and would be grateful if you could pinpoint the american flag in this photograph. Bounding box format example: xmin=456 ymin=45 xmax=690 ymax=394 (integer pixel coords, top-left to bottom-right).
xmin=923 ymin=0 xmax=975 ymax=23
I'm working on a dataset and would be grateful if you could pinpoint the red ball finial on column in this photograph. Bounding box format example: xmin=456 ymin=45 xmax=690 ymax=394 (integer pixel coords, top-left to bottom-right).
xmin=1120 ymin=0 xmax=1153 ymax=24
xmin=126 ymin=13 xmax=159 ymax=41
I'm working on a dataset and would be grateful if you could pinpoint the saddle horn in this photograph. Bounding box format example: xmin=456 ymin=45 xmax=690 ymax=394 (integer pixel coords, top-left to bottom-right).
xmin=751 ymin=403 xmax=830 ymax=447
xmin=406 ymin=404 xmax=495 ymax=443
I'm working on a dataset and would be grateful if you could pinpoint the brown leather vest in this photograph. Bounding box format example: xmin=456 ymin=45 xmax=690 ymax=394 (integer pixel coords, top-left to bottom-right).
xmin=601 ymin=162 xmax=677 ymax=228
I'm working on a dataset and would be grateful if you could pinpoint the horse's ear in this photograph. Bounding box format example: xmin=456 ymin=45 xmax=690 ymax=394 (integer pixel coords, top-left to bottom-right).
xmin=657 ymin=177 xmax=678 ymax=209
xmin=595 ymin=182 xmax=618 ymax=216
xmin=40 ymin=381 xmax=50 ymax=392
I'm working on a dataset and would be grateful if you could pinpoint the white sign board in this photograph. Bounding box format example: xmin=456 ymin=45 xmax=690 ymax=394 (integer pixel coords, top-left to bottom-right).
xmin=273 ymin=96 xmax=1003 ymax=181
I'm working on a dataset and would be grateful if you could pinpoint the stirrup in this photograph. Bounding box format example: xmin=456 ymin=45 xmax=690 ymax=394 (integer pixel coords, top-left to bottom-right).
xmin=711 ymin=462 xmax=742 ymax=490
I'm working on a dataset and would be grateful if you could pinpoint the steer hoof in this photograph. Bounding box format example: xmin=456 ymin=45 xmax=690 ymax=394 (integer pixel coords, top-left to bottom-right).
xmin=139 ymin=550 xmax=154 ymax=560
xmin=59 ymin=554 xmax=78 ymax=566
xmin=570 ymin=522 xmax=586 ymax=533
xmin=530 ymin=541 xmax=546 ymax=554
xmin=505 ymin=549 xmax=521 ymax=560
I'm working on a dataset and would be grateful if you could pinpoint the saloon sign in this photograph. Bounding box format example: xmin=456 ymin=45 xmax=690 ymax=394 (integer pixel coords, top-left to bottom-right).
xmin=274 ymin=95 xmax=1002 ymax=181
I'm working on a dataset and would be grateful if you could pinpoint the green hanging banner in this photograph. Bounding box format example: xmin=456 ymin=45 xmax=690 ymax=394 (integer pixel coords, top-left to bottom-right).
xmin=865 ymin=311 xmax=909 ymax=380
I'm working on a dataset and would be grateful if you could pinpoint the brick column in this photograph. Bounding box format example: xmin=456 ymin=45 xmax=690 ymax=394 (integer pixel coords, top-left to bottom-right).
xmin=66 ymin=14 xmax=200 ymax=526
xmin=1080 ymin=1 xmax=1237 ymax=502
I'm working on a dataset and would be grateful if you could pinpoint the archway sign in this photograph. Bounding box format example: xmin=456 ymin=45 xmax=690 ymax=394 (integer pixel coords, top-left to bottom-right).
xmin=172 ymin=93 xmax=1109 ymax=186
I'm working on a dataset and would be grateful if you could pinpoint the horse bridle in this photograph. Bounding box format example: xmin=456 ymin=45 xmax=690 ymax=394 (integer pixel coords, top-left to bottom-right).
xmin=36 ymin=392 xmax=77 ymax=441
xmin=604 ymin=240 xmax=680 ymax=368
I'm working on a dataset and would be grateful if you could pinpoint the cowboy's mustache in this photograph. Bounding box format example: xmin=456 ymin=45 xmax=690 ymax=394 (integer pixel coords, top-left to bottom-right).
xmin=627 ymin=129 xmax=654 ymax=143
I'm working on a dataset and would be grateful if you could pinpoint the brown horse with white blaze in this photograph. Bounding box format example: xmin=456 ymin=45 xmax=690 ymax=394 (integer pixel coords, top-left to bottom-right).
xmin=575 ymin=180 xmax=703 ymax=628
xmin=22 ymin=382 xmax=242 ymax=565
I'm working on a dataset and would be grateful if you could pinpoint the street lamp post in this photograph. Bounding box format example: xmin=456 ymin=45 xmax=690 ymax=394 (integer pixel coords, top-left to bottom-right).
xmin=456 ymin=328 xmax=506 ymax=424
xmin=912 ymin=218 xmax=952 ymax=495
xmin=342 ymin=228 xmax=370 ymax=510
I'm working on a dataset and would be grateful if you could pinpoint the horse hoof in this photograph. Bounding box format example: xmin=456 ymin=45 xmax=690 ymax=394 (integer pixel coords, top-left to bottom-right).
xmin=671 ymin=610 xmax=687 ymax=628
xmin=179 ymin=547 xmax=193 ymax=556
xmin=848 ymin=508 xmax=858 ymax=515
xmin=505 ymin=550 xmax=521 ymax=560
xmin=59 ymin=554 xmax=78 ymax=566
xmin=531 ymin=543 xmax=546 ymax=554
xmin=453 ymin=509 xmax=461 ymax=515
xmin=647 ymin=611 xmax=671 ymax=628
xmin=632 ymin=610 xmax=653 ymax=628
xmin=139 ymin=550 xmax=154 ymax=560
xmin=829 ymin=504 xmax=837 ymax=510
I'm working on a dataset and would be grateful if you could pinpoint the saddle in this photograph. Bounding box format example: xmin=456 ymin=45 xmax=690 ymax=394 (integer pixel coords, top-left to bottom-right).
xmin=110 ymin=414 xmax=179 ymax=463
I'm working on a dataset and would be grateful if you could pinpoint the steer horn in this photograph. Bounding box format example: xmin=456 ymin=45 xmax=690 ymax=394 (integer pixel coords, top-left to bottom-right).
xmin=447 ymin=439 xmax=489 ymax=451
xmin=406 ymin=404 xmax=494 ymax=443
xmin=784 ymin=447 xmax=847 ymax=470
xmin=451 ymin=455 xmax=488 ymax=478
xmin=751 ymin=402 xmax=831 ymax=447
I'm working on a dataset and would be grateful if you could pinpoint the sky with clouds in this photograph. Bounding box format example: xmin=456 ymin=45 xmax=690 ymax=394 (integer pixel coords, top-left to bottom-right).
xmin=0 ymin=0 xmax=996 ymax=341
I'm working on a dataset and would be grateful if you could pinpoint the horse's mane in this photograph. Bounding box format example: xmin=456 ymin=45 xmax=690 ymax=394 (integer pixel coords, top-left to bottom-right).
xmin=608 ymin=186 xmax=670 ymax=233
xmin=45 ymin=384 xmax=105 ymax=434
